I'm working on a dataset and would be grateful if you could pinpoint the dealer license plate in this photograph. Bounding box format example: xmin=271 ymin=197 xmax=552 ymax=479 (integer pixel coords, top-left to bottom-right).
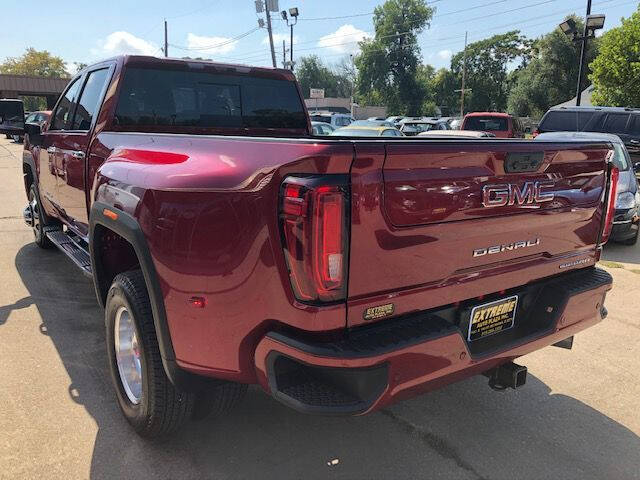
xmin=467 ymin=295 xmax=518 ymax=341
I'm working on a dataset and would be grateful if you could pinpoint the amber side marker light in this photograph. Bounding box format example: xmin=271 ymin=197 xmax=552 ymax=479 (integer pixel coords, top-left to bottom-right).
xmin=103 ymin=208 xmax=118 ymax=221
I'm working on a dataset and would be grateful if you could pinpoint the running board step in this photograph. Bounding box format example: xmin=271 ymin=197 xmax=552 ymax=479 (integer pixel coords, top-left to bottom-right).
xmin=46 ymin=230 xmax=92 ymax=277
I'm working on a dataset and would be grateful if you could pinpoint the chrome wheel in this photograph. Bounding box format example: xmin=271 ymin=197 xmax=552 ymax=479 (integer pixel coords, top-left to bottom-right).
xmin=28 ymin=191 xmax=41 ymax=242
xmin=114 ymin=306 xmax=143 ymax=405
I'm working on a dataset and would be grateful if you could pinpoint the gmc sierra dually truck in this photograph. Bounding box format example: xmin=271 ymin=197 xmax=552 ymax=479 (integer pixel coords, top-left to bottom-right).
xmin=21 ymin=56 xmax=615 ymax=438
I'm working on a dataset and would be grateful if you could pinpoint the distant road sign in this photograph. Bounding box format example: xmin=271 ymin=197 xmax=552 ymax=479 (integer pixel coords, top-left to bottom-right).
xmin=310 ymin=88 xmax=325 ymax=99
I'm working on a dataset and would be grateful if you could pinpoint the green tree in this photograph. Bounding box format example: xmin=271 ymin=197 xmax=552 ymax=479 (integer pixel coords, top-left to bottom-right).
xmin=0 ymin=48 xmax=67 ymax=77
xmin=451 ymin=31 xmax=528 ymax=112
xmin=430 ymin=68 xmax=459 ymax=114
xmin=356 ymin=0 xmax=434 ymax=115
xmin=295 ymin=55 xmax=352 ymax=98
xmin=507 ymin=16 xmax=598 ymax=117
xmin=590 ymin=6 xmax=640 ymax=107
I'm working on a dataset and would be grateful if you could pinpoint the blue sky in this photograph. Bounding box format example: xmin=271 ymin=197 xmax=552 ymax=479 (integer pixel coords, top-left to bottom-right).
xmin=0 ymin=0 xmax=637 ymax=74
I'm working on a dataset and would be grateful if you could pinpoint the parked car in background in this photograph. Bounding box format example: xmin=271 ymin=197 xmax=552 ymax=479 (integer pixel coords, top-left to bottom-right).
xmin=536 ymin=131 xmax=639 ymax=244
xmin=311 ymin=121 xmax=335 ymax=136
xmin=23 ymin=111 xmax=51 ymax=149
xmin=400 ymin=119 xmax=450 ymax=136
xmin=449 ymin=118 xmax=462 ymax=130
xmin=418 ymin=130 xmax=496 ymax=138
xmin=309 ymin=111 xmax=353 ymax=128
xmin=386 ymin=115 xmax=405 ymax=127
xmin=462 ymin=112 xmax=524 ymax=138
xmin=351 ymin=119 xmax=395 ymax=127
xmin=535 ymin=106 xmax=640 ymax=164
xmin=331 ymin=125 xmax=404 ymax=136
xmin=0 ymin=99 xmax=25 ymax=139
xmin=367 ymin=116 xmax=387 ymax=121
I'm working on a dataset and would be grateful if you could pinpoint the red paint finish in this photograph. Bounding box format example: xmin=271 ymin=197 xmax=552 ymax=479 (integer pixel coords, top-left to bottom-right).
xmin=254 ymin=281 xmax=610 ymax=412
xmin=27 ymin=55 xmax=616 ymax=397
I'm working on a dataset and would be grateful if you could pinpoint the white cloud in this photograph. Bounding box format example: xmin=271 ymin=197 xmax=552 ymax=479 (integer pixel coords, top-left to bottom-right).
xmin=262 ymin=33 xmax=299 ymax=46
xmin=95 ymin=31 xmax=158 ymax=57
xmin=437 ymin=49 xmax=452 ymax=60
xmin=317 ymin=24 xmax=371 ymax=54
xmin=186 ymin=33 xmax=237 ymax=55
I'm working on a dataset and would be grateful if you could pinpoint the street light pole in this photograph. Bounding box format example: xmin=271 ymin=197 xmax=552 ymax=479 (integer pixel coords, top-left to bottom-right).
xmin=575 ymin=0 xmax=592 ymax=106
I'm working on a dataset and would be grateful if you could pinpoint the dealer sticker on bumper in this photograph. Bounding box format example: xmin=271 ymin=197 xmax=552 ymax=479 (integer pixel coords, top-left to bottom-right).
xmin=468 ymin=295 xmax=518 ymax=341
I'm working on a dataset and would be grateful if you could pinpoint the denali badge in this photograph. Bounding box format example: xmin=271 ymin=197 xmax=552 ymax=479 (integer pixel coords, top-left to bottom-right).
xmin=482 ymin=181 xmax=555 ymax=208
xmin=473 ymin=238 xmax=540 ymax=257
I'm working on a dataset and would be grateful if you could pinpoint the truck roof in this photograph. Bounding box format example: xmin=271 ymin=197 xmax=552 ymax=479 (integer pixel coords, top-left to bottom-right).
xmin=84 ymin=55 xmax=296 ymax=82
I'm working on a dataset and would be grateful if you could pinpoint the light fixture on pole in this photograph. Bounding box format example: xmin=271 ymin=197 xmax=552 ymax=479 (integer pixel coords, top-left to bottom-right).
xmin=558 ymin=1 xmax=605 ymax=106
xmin=281 ymin=7 xmax=299 ymax=70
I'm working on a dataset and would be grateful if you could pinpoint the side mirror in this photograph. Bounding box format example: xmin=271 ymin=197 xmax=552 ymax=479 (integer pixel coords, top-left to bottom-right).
xmin=24 ymin=122 xmax=42 ymax=145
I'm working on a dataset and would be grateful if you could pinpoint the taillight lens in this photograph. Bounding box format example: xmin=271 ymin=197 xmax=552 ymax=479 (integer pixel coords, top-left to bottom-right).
xmin=279 ymin=176 xmax=349 ymax=304
xmin=601 ymin=165 xmax=619 ymax=245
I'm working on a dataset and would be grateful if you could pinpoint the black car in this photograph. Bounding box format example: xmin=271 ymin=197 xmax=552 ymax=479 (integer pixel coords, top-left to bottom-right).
xmin=535 ymin=106 xmax=640 ymax=165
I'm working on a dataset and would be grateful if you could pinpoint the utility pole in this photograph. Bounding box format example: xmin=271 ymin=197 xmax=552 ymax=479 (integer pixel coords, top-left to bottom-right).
xmin=282 ymin=40 xmax=286 ymax=68
xmin=459 ymin=31 xmax=468 ymax=118
xmin=575 ymin=0 xmax=592 ymax=106
xmin=164 ymin=20 xmax=168 ymax=57
xmin=265 ymin=2 xmax=277 ymax=67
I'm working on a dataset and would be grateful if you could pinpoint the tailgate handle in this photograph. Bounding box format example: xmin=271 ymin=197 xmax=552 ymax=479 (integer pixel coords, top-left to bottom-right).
xmin=504 ymin=152 xmax=544 ymax=173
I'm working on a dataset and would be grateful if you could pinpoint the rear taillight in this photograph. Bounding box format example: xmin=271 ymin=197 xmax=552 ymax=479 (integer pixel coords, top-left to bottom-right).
xmin=279 ymin=176 xmax=349 ymax=304
xmin=601 ymin=165 xmax=619 ymax=245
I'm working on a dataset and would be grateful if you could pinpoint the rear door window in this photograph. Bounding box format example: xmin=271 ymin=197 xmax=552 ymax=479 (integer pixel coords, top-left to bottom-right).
xmin=626 ymin=114 xmax=640 ymax=136
xmin=51 ymin=78 xmax=82 ymax=130
xmin=115 ymin=67 xmax=306 ymax=130
xmin=602 ymin=113 xmax=630 ymax=134
xmin=72 ymin=68 xmax=110 ymax=130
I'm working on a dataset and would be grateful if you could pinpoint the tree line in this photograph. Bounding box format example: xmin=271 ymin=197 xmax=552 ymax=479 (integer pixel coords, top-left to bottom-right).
xmin=297 ymin=0 xmax=640 ymax=118
xmin=1 ymin=1 xmax=638 ymax=117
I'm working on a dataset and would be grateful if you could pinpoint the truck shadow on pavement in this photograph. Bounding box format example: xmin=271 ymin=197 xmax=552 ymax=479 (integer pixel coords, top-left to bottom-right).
xmin=13 ymin=244 xmax=640 ymax=480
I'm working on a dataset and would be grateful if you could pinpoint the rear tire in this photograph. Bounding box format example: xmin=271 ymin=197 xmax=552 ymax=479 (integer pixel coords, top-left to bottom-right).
xmin=106 ymin=270 xmax=195 ymax=438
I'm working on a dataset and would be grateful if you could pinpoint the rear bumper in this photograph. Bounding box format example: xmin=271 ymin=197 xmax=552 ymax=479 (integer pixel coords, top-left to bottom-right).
xmin=611 ymin=207 xmax=639 ymax=242
xmin=254 ymin=267 xmax=612 ymax=415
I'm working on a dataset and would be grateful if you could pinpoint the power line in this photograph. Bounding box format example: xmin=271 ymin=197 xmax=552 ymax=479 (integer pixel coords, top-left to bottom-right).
xmin=169 ymin=27 xmax=260 ymax=51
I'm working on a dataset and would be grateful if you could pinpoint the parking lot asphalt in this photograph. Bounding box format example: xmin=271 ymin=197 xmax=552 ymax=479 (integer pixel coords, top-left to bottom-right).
xmin=0 ymin=137 xmax=638 ymax=480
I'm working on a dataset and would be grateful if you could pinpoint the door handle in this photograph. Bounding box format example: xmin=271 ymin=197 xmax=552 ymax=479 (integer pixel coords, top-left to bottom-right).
xmin=71 ymin=151 xmax=85 ymax=159
xmin=47 ymin=146 xmax=57 ymax=154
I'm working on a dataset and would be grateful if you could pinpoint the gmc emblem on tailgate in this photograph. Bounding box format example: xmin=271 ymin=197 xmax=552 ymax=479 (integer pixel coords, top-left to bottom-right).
xmin=482 ymin=181 xmax=555 ymax=208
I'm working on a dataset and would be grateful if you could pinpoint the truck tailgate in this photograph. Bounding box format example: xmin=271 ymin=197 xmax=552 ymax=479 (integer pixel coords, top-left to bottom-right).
xmin=347 ymin=140 xmax=612 ymax=328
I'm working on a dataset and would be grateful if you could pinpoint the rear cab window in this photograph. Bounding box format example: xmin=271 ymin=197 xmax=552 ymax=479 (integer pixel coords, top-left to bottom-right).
xmin=114 ymin=67 xmax=307 ymax=132
xmin=464 ymin=116 xmax=508 ymax=131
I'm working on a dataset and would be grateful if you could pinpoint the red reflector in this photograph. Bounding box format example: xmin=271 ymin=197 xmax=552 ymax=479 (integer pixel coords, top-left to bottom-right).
xmin=188 ymin=296 xmax=206 ymax=308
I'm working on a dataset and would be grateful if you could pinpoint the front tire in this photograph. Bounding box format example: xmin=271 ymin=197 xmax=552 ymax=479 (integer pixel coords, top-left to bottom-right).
xmin=106 ymin=270 xmax=195 ymax=437
xmin=28 ymin=185 xmax=53 ymax=249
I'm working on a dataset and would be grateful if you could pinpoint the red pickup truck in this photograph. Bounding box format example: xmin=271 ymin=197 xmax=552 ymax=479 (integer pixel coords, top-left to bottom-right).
xmin=22 ymin=56 xmax=615 ymax=438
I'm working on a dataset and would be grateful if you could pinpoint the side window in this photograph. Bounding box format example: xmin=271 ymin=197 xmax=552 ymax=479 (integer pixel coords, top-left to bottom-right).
xmin=628 ymin=115 xmax=640 ymax=136
xmin=382 ymin=129 xmax=396 ymax=137
xmin=25 ymin=113 xmax=37 ymax=123
xmin=602 ymin=113 xmax=630 ymax=134
xmin=72 ymin=68 xmax=110 ymax=130
xmin=50 ymin=78 xmax=82 ymax=130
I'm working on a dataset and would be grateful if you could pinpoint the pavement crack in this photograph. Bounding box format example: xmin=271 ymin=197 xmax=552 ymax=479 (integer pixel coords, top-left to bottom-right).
xmin=381 ymin=409 xmax=488 ymax=480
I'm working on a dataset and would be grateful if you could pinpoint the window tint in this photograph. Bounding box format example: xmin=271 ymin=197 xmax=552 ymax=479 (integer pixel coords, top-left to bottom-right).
xmin=628 ymin=115 xmax=640 ymax=136
xmin=464 ymin=116 xmax=508 ymax=131
xmin=382 ymin=129 xmax=396 ymax=136
xmin=73 ymin=68 xmax=110 ymax=130
xmin=602 ymin=113 xmax=630 ymax=134
xmin=539 ymin=111 xmax=595 ymax=132
xmin=115 ymin=67 xmax=306 ymax=130
xmin=25 ymin=113 xmax=37 ymax=123
xmin=51 ymin=78 xmax=81 ymax=130
xmin=310 ymin=115 xmax=331 ymax=124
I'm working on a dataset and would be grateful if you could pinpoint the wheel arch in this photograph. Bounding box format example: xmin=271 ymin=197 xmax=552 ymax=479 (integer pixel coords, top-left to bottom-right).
xmin=89 ymin=201 xmax=206 ymax=391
